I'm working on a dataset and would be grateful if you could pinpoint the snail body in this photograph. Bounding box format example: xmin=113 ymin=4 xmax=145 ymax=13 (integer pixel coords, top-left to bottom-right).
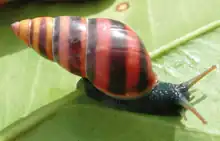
xmin=11 ymin=16 xmax=216 ymax=124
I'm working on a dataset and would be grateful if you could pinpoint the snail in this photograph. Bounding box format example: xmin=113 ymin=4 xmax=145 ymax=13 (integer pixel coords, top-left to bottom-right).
xmin=11 ymin=16 xmax=216 ymax=124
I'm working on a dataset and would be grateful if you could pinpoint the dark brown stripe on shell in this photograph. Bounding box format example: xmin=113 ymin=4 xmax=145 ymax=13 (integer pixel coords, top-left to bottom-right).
xmin=52 ymin=16 xmax=60 ymax=63
xmin=30 ymin=19 xmax=34 ymax=46
xmin=108 ymin=19 xmax=127 ymax=95
xmin=137 ymin=42 xmax=148 ymax=92
xmin=68 ymin=16 xmax=82 ymax=76
xmin=86 ymin=18 xmax=97 ymax=82
xmin=38 ymin=18 xmax=47 ymax=58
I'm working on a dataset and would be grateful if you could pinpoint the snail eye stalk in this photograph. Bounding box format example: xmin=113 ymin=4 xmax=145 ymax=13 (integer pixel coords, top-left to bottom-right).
xmin=182 ymin=65 xmax=216 ymax=89
xmin=178 ymin=65 xmax=216 ymax=124
xmin=179 ymin=96 xmax=207 ymax=124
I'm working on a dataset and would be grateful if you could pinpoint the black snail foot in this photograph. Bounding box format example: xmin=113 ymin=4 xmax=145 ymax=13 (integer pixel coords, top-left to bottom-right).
xmin=77 ymin=78 xmax=183 ymax=116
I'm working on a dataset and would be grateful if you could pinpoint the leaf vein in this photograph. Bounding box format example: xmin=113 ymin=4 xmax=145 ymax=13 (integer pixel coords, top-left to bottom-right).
xmin=24 ymin=58 xmax=43 ymax=116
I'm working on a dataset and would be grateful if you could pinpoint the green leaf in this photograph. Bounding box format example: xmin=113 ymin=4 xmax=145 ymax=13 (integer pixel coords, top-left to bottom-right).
xmin=1 ymin=0 xmax=220 ymax=141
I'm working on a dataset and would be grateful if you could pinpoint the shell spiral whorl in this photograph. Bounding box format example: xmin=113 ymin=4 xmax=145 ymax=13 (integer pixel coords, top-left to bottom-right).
xmin=11 ymin=16 xmax=157 ymax=100
xmin=11 ymin=17 xmax=54 ymax=61
xmin=11 ymin=16 xmax=88 ymax=78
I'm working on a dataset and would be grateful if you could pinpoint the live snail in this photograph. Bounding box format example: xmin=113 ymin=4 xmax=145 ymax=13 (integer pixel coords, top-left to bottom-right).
xmin=11 ymin=16 xmax=216 ymax=124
